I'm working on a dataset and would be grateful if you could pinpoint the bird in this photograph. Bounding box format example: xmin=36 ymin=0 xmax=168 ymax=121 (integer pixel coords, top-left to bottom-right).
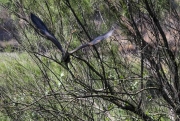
xmin=30 ymin=13 xmax=114 ymax=63
xmin=30 ymin=13 xmax=64 ymax=53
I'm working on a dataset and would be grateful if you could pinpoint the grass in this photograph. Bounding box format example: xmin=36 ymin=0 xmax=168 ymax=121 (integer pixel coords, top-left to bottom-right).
xmin=0 ymin=52 xmax=39 ymax=83
xmin=0 ymin=50 xmax=172 ymax=120
xmin=0 ymin=52 xmax=66 ymax=120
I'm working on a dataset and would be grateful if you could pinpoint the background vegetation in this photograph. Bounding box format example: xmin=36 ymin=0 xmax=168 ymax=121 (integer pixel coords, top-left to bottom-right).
xmin=0 ymin=0 xmax=180 ymax=120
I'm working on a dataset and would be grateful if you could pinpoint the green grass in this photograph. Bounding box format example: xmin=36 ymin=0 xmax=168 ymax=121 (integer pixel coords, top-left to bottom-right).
xmin=0 ymin=52 xmax=172 ymax=120
xmin=0 ymin=52 xmax=39 ymax=83
xmin=0 ymin=52 xmax=65 ymax=120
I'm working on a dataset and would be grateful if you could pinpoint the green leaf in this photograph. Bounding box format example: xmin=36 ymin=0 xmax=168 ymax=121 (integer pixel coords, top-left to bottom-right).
xmin=1 ymin=0 xmax=9 ymax=4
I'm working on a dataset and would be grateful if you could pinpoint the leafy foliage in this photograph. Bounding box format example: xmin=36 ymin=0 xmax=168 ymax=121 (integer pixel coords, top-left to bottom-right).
xmin=0 ymin=0 xmax=180 ymax=120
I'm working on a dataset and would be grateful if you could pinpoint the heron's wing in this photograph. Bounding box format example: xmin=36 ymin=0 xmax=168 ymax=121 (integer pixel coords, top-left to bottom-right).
xmin=88 ymin=29 xmax=114 ymax=45
xmin=31 ymin=13 xmax=49 ymax=32
xmin=69 ymin=29 xmax=114 ymax=54
xmin=30 ymin=13 xmax=64 ymax=53
xmin=69 ymin=43 xmax=89 ymax=54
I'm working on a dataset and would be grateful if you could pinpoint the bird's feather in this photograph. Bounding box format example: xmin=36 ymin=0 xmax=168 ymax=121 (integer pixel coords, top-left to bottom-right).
xmin=31 ymin=13 xmax=49 ymax=34
xmin=31 ymin=13 xmax=64 ymax=53
xmin=88 ymin=29 xmax=114 ymax=46
xmin=69 ymin=29 xmax=114 ymax=54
